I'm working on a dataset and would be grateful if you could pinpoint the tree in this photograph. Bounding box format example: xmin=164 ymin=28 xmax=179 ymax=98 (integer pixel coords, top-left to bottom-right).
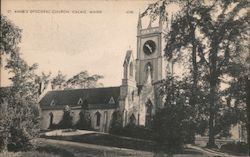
xmin=75 ymin=99 xmax=92 ymax=130
xmin=58 ymin=106 xmax=73 ymax=129
xmin=109 ymin=110 xmax=123 ymax=134
xmin=51 ymin=71 xmax=66 ymax=90
xmin=153 ymin=76 xmax=192 ymax=155
xmin=66 ymin=71 xmax=103 ymax=89
xmin=0 ymin=16 xmax=21 ymax=64
xmin=0 ymin=15 xmax=40 ymax=152
xmin=50 ymin=71 xmax=104 ymax=90
xmin=195 ymin=0 xmax=249 ymax=147
xmin=144 ymin=0 xmax=249 ymax=147
xmin=222 ymin=56 xmax=250 ymax=143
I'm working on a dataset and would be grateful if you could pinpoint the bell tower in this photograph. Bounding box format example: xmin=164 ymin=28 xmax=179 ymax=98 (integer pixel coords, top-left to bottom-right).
xmin=135 ymin=13 xmax=170 ymax=86
xmin=135 ymin=13 xmax=173 ymax=111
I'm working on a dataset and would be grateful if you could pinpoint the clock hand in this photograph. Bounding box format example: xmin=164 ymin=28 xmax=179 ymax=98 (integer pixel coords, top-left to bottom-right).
xmin=145 ymin=44 xmax=153 ymax=53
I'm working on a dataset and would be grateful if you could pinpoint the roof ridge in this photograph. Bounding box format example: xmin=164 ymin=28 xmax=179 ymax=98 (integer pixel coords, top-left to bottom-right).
xmin=49 ymin=86 xmax=120 ymax=92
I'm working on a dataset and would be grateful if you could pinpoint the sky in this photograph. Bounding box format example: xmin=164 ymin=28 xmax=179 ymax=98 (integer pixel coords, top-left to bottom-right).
xmin=1 ymin=0 xmax=180 ymax=87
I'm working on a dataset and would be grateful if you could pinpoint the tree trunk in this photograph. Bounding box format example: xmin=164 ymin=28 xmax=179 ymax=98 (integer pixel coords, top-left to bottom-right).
xmin=207 ymin=44 xmax=218 ymax=148
xmin=188 ymin=14 xmax=198 ymax=144
xmin=246 ymin=77 xmax=249 ymax=144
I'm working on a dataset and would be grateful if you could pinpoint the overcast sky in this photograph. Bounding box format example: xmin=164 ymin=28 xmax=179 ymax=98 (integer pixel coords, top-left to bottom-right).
xmin=1 ymin=0 xmax=180 ymax=87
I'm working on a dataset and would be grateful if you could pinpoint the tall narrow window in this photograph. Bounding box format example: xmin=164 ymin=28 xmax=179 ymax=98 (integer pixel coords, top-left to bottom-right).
xmin=129 ymin=62 xmax=133 ymax=76
xmin=132 ymin=91 xmax=134 ymax=101
xmin=95 ymin=112 xmax=101 ymax=127
xmin=49 ymin=112 xmax=54 ymax=128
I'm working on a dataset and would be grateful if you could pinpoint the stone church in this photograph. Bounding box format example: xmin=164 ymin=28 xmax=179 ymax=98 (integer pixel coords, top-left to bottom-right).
xmin=39 ymin=14 xmax=173 ymax=132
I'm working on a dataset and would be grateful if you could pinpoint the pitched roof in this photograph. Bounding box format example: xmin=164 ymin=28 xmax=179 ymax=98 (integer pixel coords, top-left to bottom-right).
xmin=123 ymin=50 xmax=133 ymax=66
xmin=39 ymin=86 xmax=120 ymax=109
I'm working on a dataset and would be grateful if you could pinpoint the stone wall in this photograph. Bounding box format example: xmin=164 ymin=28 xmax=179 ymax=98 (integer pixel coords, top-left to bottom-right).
xmin=41 ymin=107 xmax=115 ymax=133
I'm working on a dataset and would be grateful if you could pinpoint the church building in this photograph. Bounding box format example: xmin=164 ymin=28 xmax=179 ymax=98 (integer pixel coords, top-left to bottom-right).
xmin=39 ymin=13 xmax=173 ymax=132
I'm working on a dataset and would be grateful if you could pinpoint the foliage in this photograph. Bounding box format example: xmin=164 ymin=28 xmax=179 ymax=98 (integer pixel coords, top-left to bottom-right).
xmin=0 ymin=16 xmax=21 ymax=65
xmin=66 ymin=71 xmax=104 ymax=89
xmin=109 ymin=111 xmax=123 ymax=134
xmin=50 ymin=71 xmax=104 ymax=90
xmin=144 ymin=0 xmax=249 ymax=147
xmin=75 ymin=110 xmax=92 ymax=130
xmin=58 ymin=106 xmax=73 ymax=129
xmin=153 ymin=76 xmax=194 ymax=153
xmin=0 ymin=15 xmax=41 ymax=152
xmin=51 ymin=71 xmax=67 ymax=90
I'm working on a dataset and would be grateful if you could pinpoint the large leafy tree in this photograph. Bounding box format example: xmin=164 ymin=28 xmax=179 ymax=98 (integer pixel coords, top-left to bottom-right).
xmin=51 ymin=71 xmax=66 ymax=90
xmin=51 ymin=70 xmax=104 ymax=90
xmin=66 ymin=71 xmax=104 ymax=89
xmin=0 ymin=15 xmax=40 ymax=152
xmin=144 ymin=0 xmax=249 ymax=147
xmin=194 ymin=0 xmax=249 ymax=147
xmin=0 ymin=16 xmax=21 ymax=63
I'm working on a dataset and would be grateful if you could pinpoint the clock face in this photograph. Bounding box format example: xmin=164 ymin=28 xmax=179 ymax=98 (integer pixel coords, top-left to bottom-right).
xmin=143 ymin=40 xmax=156 ymax=55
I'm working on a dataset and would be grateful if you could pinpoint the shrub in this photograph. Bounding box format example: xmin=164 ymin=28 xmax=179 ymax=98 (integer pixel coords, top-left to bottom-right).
xmin=109 ymin=111 xmax=123 ymax=134
xmin=58 ymin=106 xmax=73 ymax=129
xmin=74 ymin=111 xmax=92 ymax=130
xmin=152 ymin=105 xmax=186 ymax=154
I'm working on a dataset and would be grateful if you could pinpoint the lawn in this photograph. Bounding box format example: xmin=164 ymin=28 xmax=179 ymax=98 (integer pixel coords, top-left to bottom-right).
xmin=43 ymin=133 xmax=156 ymax=152
xmin=42 ymin=132 xmax=204 ymax=155
xmin=0 ymin=145 xmax=75 ymax=157
xmin=0 ymin=151 xmax=60 ymax=157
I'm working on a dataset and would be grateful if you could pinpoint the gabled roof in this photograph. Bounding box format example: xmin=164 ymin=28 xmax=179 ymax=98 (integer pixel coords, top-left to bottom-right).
xmin=123 ymin=50 xmax=134 ymax=66
xmin=39 ymin=86 xmax=120 ymax=110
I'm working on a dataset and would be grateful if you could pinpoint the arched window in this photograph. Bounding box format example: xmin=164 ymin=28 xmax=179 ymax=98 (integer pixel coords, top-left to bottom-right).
xmin=49 ymin=112 xmax=54 ymax=128
xmin=129 ymin=62 xmax=133 ymax=76
xmin=145 ymin=62 xmax=153 ymax=82
xmin=95 ymin=112 xmax=101 ymax=127
xmin=131 ymin=91 xmax=134 ymax=101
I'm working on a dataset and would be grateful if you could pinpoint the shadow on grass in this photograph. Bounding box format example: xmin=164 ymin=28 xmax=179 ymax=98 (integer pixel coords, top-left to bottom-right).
xmin=43 ymin=133 xmax=203 ymax=155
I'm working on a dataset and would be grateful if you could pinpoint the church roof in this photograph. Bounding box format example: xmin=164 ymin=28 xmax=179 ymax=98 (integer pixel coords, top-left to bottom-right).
xmin=123 ymin=50 xmax=133 ymax=66
xmin=39 ymin=86 xmax=120 ymax=110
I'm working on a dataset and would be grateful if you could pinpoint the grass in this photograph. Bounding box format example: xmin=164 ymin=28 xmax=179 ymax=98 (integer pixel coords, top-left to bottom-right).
xmin=219 ymin=142 xmax=249 ymax=156
xmin=0 ymin=151 xmax=60 ymax=157
xmin=43 ymin=133 xmax=156 ymax=152
xmin=43 ymin=133 xmax=203 ymax=155
xmin=0 ymin=145 xmax=75 ymax=157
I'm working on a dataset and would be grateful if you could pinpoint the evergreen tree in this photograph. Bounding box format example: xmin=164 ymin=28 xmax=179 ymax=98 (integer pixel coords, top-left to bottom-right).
xmin=58 ymin=106 xmax=73 ymax=129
